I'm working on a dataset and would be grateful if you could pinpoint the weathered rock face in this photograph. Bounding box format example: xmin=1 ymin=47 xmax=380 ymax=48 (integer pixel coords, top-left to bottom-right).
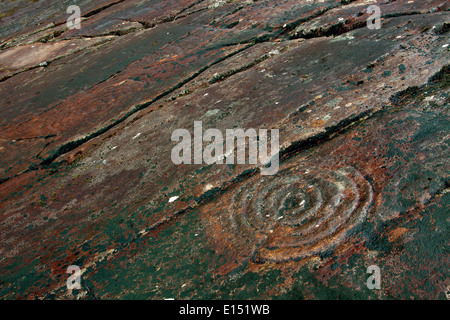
xmin=0 ymin=0 xmax=448 ymax=300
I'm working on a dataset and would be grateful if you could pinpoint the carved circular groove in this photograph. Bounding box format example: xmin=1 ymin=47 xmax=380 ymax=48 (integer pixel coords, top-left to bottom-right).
xmin=230 ymin=166 xmax=373 ymax=262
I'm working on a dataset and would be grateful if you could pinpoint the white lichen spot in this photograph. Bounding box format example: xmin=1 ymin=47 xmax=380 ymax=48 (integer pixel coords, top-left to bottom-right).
xmin=132 ymin=133 xmax=141 ymax=140
xmin=205 ymin=109 xmax=220 ymax=117
xmin=208 ymin=0 xmax=226 ymax=9
xmin=268 ymin=49 xmax=280 ymax=56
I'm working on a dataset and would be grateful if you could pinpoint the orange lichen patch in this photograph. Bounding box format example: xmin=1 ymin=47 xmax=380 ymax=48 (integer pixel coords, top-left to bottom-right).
xmin=334 ymin=239 xmax=365 ymax=257
xmin=155 ymin=54 xmax=180 ymax=65
xmin=312 ymin=119 xmax=327 ymax=127
xmin=388 ymin=228 xmax=409 ymax=242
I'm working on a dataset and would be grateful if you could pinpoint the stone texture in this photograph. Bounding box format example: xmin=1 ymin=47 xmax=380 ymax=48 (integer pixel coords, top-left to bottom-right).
xmin=0 ymin=0 xmax=448 ymax=300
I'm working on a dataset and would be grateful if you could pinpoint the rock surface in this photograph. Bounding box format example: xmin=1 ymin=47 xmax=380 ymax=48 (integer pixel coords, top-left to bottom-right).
xmin=0 ymin=0 xmax=448 ymax=299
